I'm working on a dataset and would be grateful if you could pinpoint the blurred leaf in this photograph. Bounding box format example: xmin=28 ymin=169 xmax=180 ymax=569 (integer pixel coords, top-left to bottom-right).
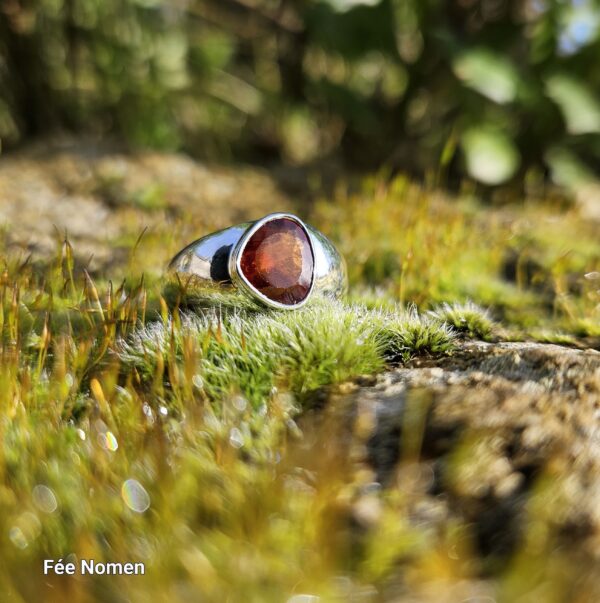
xmin=462 ymin=126 xmax=520 ymax=185
xmin=320 ymin=0 xmax=383 ymax=12
xmin=545 ymin=146 xmax=596 ymax=188
xmin=546 ymin=74 xmax=600 ymax=134
xmin=281 ymin=109 xmax=321 ymax=164
xmin=190 ymin=32 xmax=236 ymax=73
xmin=155 ymin=33 xmax=189 ymax=90
xmin=381 ymin=61 xmax=408 ymax=102
xmin=208 ymin=72 xmax=262 ymax=115
xmin=453 ymin=48 xmax=519 ymax=104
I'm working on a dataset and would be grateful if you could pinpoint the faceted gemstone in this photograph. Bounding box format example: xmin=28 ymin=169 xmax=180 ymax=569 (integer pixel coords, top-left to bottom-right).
xmin=239 ymin=218 xmax=314 ymax=305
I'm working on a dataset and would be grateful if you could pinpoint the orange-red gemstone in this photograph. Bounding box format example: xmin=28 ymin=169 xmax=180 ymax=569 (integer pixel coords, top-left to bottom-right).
xmin=239 ymin=218 xmax=314 ymax=305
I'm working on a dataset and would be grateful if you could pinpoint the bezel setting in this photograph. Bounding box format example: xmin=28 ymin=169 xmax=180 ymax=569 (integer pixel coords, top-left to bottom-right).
xmin=228 ymin=212 xmax=316 ymax=310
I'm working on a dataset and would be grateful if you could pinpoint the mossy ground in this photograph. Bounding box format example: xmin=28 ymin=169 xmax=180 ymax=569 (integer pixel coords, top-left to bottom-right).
xmin=0 ymin=170 xmax=598 ymax=602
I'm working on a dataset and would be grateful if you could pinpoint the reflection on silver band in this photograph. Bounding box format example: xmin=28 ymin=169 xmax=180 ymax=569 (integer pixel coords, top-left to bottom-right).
xmin=166 ymin=213 xmax=347 ymax=310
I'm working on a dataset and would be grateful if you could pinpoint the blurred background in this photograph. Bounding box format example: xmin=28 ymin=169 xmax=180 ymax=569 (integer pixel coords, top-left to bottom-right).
xmin=1 ymin=0 xmax=600 ymax=192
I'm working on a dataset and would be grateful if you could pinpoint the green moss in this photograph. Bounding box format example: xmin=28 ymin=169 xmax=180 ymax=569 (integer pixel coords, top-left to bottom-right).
xmin=430 ymin=301 xmax=495 ymax=341
xmin=118 ymin=301 xmax=453 ymax=407
xmin=313 ymin=176 xmax=600 ymax=339
xmin=373 ymin=306 xmax=455 ymax=362
xmin=572 ymin=318 xmax=600 ymax=338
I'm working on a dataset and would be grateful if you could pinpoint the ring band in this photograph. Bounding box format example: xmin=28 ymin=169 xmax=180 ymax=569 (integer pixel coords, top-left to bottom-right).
xmin=166 ymin=213 xmax=347 ymax=310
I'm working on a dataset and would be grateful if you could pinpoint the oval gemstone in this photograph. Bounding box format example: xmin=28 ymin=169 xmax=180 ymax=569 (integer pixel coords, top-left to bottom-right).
xmin=239 ymin=218 xmax=314 ymax=305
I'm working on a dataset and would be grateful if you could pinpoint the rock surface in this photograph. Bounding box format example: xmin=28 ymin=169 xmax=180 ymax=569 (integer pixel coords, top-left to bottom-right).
xmin=332 ymin=342 xmax=600 ymax=565
xmin=0 ymin=141 xmax=292 ymax=272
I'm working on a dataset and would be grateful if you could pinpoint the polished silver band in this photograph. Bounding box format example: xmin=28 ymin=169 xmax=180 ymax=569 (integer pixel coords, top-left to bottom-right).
xmin=166 ymin=213 xmax=347 ymax=310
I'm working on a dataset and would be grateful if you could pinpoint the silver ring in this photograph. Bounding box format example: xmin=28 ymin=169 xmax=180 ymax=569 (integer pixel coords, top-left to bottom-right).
xmin=166 ymin=213 xmax=347 ymax=310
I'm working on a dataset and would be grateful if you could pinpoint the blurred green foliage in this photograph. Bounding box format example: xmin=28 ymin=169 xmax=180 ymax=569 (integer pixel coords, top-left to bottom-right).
xmin=1 ymin=0 xmax=600 ymax=186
